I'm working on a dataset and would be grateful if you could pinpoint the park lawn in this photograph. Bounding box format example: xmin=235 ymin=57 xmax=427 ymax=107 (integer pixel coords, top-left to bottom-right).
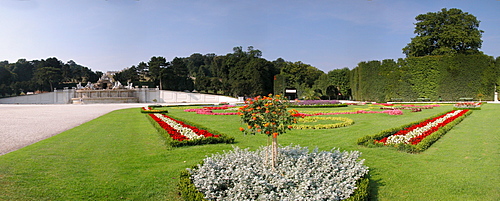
xmin=0 ymin=104 xmax=499 ymax=200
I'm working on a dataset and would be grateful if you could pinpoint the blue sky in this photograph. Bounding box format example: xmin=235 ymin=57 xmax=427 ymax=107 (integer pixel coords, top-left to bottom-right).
xmin=1 ymin=0 xmax=499 ymax=73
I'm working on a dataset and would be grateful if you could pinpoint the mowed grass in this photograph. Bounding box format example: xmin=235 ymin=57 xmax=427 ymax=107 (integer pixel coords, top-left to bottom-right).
xmin=0 ymin=104 xmax=499 ymax=200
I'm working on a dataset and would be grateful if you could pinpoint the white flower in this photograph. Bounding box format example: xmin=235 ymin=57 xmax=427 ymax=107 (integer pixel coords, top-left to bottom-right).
xmin=153 ymin=114 xmax=204 ymax=140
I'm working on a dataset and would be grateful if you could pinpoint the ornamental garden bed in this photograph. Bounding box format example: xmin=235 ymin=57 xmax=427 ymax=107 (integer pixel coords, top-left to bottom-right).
xmin=146 ymin=113 xmax=234 ymax=147
xmin=289 ymin=100 xmax=348 ymax=108
xmin=184 ymin=105 xmax=240 ymax=115
xmin=454 ymin=102 xmax=482 ymax=110
xmin=140 ymin=106 xmax=169 ymax=113
xmin=292 ymin=116 xmax=354 ymax=129
xmin=298 ymin=109 xmax=404 ymax=116
xmin=357 ymin=109 xmax=472 ymax=153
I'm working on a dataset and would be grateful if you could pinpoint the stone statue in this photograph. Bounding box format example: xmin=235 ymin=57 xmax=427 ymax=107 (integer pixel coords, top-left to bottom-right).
xmin=76 ymin=82 xmax=83 ymax=89
xmin=126 ymin=82 xmax=133 ymax=89
xmin=495 ymin=85 xmax=499 ymax=103
xmin=112 ymin=81 xmax=122 ymax=90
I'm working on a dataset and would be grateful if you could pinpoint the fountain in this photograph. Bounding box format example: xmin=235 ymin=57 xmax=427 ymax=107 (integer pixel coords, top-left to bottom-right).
xmin=72 ymin=74 xmax=139 ymax=104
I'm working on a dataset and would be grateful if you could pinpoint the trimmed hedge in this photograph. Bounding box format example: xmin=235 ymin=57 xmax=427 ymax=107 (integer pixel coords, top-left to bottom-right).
xmin=350 ymin=54 xmax=499 ymax=102
xmin=145 ymin=114 xmax=234 ymax=147
xmin=357 ymin=110 xmax=472 ymax=153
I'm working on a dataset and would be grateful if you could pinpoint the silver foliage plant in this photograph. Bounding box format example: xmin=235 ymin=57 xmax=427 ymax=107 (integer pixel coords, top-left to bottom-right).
xmin=189 ymin=145 xmax=369 ymax=200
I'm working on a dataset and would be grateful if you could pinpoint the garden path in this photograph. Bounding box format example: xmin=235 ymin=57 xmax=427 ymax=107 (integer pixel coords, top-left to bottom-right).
xmin=0 ymin=104 xmax=148 ymax=155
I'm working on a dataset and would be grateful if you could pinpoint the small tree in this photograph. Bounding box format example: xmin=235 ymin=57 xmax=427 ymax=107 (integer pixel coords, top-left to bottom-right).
xmin=239 ymin=94 xmax=300 ymax=168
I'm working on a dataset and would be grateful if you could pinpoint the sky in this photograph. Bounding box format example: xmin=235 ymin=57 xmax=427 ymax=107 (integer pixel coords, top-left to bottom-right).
xmin=1 ymin=0 xmax=499 ymax=73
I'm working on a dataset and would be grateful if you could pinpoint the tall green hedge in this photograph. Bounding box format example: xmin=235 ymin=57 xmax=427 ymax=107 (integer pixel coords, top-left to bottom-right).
xmin=350 ymin=54 xmax=499 ymax=102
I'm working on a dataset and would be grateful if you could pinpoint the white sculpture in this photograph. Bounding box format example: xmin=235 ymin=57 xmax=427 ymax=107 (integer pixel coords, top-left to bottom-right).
xmin=495 ymin=85 xmax=499 ymax=103
xmin=112 ymin=81 xmax=123 ymax=90
xmin=84 ymin=81 xmax=92 ymax=90
xmin=126 ymin=82 xmax=133 ymax=89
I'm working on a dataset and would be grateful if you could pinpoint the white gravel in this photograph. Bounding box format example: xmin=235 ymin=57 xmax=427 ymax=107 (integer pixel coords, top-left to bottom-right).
xmin=0 ymin=104 xmax=149 ymax=155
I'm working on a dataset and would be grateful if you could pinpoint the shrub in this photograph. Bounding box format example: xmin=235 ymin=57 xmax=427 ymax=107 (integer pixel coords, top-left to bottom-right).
xmin=187 ymin=145 xmax=369 ymax=200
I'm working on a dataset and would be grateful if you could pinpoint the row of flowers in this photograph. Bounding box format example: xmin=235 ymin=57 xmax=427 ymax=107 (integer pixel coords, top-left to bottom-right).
xmin=292 ymin=116 xmax=354 ymax=129
xmin=357 ymin=109 xmax=472 ymax=153
xmin=184 ymin=105 xmax=240 ymax=115
xmin=375 ymin=110 xmax=468 ymax=145
xmin=297 ymin=109 xmax=403 ymax=116
xmin=147 ymin=113 xmax=234 ymax=146
xmin=149 ymin=113 xmax=219 ymax=141
xmin=141 ymin=107 xmax=169 ymax=113
xmin=454 ymin=102 xmax=482 ymax=109
xmin=291 ymin=100 xmax=340 ymax=105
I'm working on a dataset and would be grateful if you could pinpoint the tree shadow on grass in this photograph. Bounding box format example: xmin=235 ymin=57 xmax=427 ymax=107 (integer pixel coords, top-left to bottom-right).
xmin=367 ymin=167 xmax=385 ymax=201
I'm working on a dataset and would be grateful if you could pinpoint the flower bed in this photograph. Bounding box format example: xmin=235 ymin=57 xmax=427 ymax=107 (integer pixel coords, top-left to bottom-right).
xmin=184 ymin=105 xmax=240 ymax=115
xmin=454 ymin=102 xmax=482 ymax=110
xmin=147 ymin=113 xmax=234 ymax=147
xmin=140 ymin=107 xmax=169 ymax=113
xmin=289 ymin=100 xmax=348 ymax=108
xmin=299 ymin=109 xmax=403 ymax=116
xmin=357 ymin=110 xmax=472 ymax=153
xmin=293 ymin=116 xmax=354 ymax=129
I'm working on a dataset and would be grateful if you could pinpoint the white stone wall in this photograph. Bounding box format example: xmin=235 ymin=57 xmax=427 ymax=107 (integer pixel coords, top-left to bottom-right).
xmin=0 ymin=89 xmax=74 ymax=104
xmin=0 ymin=88 xmax=238 ymax=104
xmin=158 ymin=90 xmax=237 ymax=103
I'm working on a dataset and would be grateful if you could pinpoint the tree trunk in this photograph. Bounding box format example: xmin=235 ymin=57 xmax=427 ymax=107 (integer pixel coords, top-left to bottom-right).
xmin=271 ymin=133 xmax=278 ymax=169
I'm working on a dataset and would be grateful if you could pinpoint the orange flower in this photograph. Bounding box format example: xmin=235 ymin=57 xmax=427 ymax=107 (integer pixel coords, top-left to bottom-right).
xmin=239 ymin=127 xmax=245 ymax=132
xmin=257 ymin=129 xmax=262 ymax=132
xmin=264 ymin=123 xmax=270 ymax=127
xmin=248 ymin=125 xmax=252 ymax=129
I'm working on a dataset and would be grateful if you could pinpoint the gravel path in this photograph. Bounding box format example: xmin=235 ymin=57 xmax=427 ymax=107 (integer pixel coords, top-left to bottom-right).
xmin=0 ymin=104 xmax=149 ymax=155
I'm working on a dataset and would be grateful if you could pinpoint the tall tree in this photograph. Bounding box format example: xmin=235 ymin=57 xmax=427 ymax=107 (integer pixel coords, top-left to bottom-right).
xmin=403 ymin=8 xmax=483 ymax=57
xmin=148 ymin=56 xmax=168 ymax=88
xmin=33 ymin=67 xmax=62 ymax=91
xmin=168 ymin=57 xmax=193 ymax=91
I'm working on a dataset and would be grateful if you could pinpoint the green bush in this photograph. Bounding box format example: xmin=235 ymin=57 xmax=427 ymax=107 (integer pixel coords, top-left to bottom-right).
xmin=179 ymin=166 xmax=206 ymax=201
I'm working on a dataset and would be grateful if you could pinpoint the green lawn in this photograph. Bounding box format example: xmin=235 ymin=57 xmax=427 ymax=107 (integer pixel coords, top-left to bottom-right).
xmin=0 ymin=104 xmax=499 ymax=200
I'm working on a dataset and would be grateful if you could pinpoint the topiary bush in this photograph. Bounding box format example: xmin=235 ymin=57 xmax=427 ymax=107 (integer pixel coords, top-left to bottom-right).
xmin=186 ymin=145 xmax=369 ymax=200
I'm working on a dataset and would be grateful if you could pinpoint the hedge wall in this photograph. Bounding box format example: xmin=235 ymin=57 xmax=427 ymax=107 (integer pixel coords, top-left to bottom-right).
xmin=350 ymin=54 xmax=499 ymax=102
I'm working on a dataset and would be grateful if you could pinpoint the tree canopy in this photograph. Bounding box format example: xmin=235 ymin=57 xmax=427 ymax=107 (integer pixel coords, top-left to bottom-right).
xmin=403 ymin=8 xmax=484 ymax=57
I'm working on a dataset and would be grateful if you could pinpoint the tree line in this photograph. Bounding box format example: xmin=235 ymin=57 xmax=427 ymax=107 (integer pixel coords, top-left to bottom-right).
xmin=0 ymin=58 xmax=102 ymax=97
xmin=0 ymin=46 xmax=328 ymax=98
xmin=1 ymin=49 xmax=498 ymax=101
xmin=112 ymin=46 xmax=327 ymax=98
